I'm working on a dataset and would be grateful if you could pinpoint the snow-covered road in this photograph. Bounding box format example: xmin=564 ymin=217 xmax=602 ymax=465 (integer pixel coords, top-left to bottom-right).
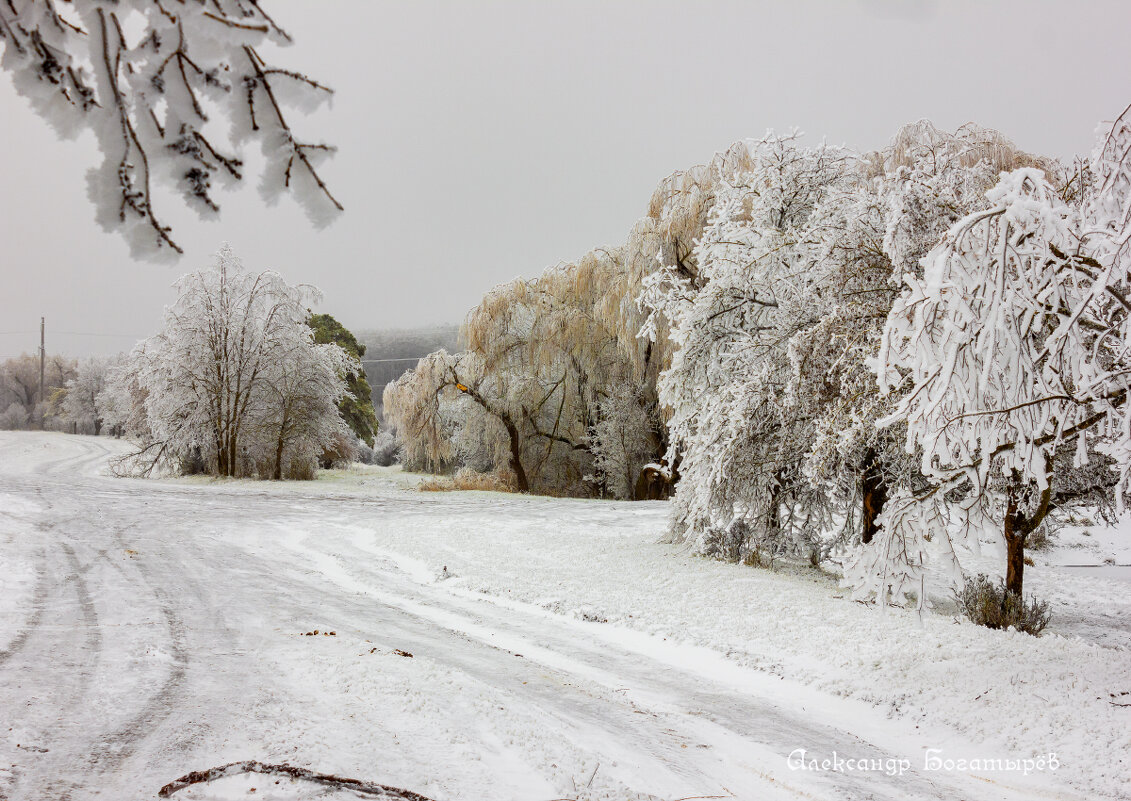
xmin=0 ymin=434 xmax=1102 ymax=800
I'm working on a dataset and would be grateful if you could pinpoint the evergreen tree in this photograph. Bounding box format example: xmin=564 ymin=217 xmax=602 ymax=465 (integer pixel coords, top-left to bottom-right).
xmin=308 ymin=313 xmax=379 ymax=447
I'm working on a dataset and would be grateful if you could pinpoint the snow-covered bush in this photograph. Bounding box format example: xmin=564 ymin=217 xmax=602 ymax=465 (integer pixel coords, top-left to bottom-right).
xmin=369 ymin=430 xmax=399 ymax=466
xmin=956 ymin=574 xmax=1051 ymax=635
xmin=0 ymin=402 xmax=28 ymax=431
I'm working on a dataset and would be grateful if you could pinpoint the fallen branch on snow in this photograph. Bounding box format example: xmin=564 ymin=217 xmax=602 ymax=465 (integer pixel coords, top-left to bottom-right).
xmin=157 ymin=761 xmax=437 ymax=799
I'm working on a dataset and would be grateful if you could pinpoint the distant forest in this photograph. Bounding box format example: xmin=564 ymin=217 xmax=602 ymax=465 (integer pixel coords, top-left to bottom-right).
xmin=355 ymin=326 xmax=460 ymax=420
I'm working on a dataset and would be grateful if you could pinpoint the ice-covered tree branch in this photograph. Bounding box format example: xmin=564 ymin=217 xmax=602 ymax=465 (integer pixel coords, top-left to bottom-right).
xmin=0 ymin=0 xmax=341 ymax=258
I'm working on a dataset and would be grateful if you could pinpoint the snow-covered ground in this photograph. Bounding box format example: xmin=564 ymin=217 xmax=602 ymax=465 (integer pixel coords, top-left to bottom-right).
xmin=0 ymin=432 xmax=1127 ymax=801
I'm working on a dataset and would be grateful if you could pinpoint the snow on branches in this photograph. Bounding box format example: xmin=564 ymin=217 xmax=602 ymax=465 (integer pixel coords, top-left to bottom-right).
xmin=0 ymin=0 xmax=340 ymax=258
xmin=106 ymin=244 xmax=355 ymax=478
xmin=645 ymin=131 xmax=900 ymax=560
xmin=877 ymin=169 xmax=1088 ymax=492
xmin=867 ymin=107 xmax=1131 ymax=602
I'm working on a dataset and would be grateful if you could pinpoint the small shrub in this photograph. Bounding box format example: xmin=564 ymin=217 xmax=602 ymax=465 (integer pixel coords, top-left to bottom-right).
xmin=704 ymin=521 xmax=747 ymax=562
xmin=742 ymin=549 xmax=764 ymax=568
xmin=417 ymin=468 xmax=516 ymax=493
xmin=957 ymin=574 xmax=1051 ymax=636
xmin=452 ymin=467 xmax=516 ymax=492
xmin=319 ymin=431 xmax=358 ymax=469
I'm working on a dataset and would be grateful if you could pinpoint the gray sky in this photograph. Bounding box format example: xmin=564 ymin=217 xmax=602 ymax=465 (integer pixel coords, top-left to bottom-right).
xmin=2 ymin=0 xmax=1129 ymax=358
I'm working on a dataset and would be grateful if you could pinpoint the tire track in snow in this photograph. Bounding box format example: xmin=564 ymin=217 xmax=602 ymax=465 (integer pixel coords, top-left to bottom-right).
xmin=82 ymin=525 xmax=191 ymax=777
xmin=0 ymin=549 xmax=48 ymax=667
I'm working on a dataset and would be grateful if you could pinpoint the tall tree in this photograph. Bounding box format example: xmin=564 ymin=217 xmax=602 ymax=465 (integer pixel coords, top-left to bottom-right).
xmin=864 ymin=106 xmax=1131 ymax=604
xmin=112 ymin=244 xmax=354 ymax=478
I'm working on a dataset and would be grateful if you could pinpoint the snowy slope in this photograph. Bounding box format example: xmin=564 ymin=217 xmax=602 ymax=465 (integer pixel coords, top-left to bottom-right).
xmin=0 ymin=432 xmax=1125 ymax=800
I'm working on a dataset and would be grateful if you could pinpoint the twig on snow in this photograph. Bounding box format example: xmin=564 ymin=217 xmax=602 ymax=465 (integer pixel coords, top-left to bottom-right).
xmin=157 ymin=761 xmax=437 ymax=799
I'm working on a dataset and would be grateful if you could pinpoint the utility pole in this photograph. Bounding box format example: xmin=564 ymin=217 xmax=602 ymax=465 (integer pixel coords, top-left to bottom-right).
xmin=39 ymin=317 xmax=45 ymax=416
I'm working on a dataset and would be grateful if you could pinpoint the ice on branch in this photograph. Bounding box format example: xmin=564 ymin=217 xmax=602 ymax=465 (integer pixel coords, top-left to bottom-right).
xmin=0 ymin=0 xmax=341 ymax=258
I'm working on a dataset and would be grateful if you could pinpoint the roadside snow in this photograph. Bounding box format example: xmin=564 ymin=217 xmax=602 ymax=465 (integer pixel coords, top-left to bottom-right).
xmin=281 ymin=468 xmax=1131 ymax=801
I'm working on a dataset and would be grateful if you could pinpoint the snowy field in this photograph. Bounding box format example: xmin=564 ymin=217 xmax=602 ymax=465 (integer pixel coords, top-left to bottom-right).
xmin=0 ymin=432 xmax=1127 ymax=801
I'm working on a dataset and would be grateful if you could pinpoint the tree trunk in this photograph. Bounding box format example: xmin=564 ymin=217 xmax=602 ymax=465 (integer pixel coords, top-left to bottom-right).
xmin=860 ymin=448 xmax=887 ymax=545
xmin=766 ymin=468 xmax=786 ymax=537
xmin=502 ymin=417 xmax=529 ymax=492
xmin=273 ymin=438 xmax=285 ymax=480
xmin=1003 ymin=468 xmax=1052 ymax=598
xmin=1003 ymin=487 xmax=1027 ymax=597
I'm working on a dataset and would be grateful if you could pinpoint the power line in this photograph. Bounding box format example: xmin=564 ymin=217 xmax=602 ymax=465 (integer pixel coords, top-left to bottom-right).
xmin=0 ymin=330 xmax=145 ymax=338
xmin=359 ymin=357 xmax=427 ymax=364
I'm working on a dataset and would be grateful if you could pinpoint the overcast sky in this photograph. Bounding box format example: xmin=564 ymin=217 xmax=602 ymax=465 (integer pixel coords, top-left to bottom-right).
xmin=2 ymin=0 xmax=1129 ymax=358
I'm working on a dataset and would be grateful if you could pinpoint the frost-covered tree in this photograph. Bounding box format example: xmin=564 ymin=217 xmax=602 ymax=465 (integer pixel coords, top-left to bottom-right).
xmin=865 ymin=105 xmax=1131 ymax=604
xmin=643 ymin=132 xmax=884 ymax=559
xmin=0 ymin=0 xmax=340 ymax=258
xmin=253 ymin=333 xmax=354 ymax=479
xmin=62 ymin=355 xmax=117 ymax=434
xmin=641 ymin=122 xmax=1060 ymax=568
xmin=114 ymin=244 xmax=354 ymax=478
xmin=387 ymin=254 xmax=670 ymax=497
xmin=0 ymin=352 xmax=76 ymax=429
xmin=384 ymin=348 xmax=530 ymax=488
xmin=587 ymin=386 xmax=659 ymax=499
xmin=97 ymin=354 xmax=149 ymax=439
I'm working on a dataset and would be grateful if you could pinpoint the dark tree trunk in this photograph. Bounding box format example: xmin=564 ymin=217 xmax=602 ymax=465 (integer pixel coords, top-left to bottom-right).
xmin=273 ymin=437 xmax=285 ymax=480
xmin=1003 ymin=468 xmax=1052 ymax=598
xmin=860 ymin=448 xmax=887 ymax=545
xmin=502 ymin=417 xmax=529 ymax=492
xmin=1003 ymin=488 xmax=1027 ymax=597
xmin=766 ymin=468 xmax=786 ymax=537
